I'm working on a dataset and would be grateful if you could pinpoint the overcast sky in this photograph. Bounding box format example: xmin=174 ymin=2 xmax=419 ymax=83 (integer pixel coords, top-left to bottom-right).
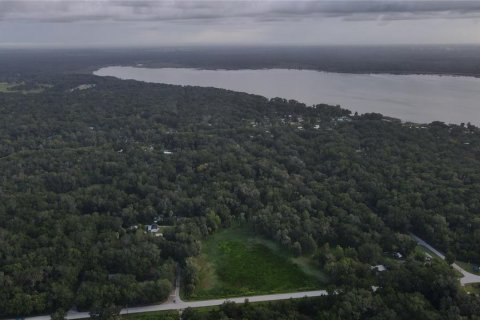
xmin=0 ymin=0 xmax=479 ymax=47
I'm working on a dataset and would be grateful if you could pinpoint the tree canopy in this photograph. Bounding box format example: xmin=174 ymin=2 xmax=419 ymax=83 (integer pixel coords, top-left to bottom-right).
xmin=0 ymin=74 xmax=479 ymax=318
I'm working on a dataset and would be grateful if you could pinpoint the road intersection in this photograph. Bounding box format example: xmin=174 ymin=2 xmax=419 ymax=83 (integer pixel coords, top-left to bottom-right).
xmin=22 ymin=290 xmax=328 ymax=320
xmin=411 ymin=234 xmax=480 ymax=285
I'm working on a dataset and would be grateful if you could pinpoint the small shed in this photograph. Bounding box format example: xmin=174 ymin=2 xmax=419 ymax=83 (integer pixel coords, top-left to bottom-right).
xmin=393 ymin=252 xmax=403 ymax=259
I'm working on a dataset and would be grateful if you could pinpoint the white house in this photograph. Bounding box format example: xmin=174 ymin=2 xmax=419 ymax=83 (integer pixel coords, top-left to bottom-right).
xmin=371 ymin=265 xmax=387 ymax=272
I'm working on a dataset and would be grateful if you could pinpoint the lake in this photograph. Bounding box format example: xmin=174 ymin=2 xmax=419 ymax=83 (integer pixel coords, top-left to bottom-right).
xmin=94 ymin=67 xmax=480 ymax=125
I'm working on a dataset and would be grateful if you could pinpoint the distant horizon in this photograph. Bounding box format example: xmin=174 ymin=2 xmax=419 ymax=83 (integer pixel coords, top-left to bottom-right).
xmin=2 ymin=43 xmax=480 ymax=50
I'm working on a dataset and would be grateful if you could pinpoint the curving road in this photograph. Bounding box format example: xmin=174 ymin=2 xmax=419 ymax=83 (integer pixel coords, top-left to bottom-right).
xmin=411 ymin=234 xmax=480 ymax=285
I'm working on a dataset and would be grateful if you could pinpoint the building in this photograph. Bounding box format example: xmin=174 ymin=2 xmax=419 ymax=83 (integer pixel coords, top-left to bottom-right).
xmin=371 ymin=265 xmax=387 ymax=272
xmin=146 ymin=224 xmax=159 ymax=233
xmin=393 ymin=252 xmax=403 ymax=259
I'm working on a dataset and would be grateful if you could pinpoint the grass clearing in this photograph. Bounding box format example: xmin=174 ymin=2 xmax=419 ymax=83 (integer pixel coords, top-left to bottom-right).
xmin=187 ymin=226 xmax=327 ymax=300
xmin=195 ymin=253 xmax=219 ymax=291
xmin=415 ymin=245 xmax=442 ymax=261
xmin=0 ymin=82 xmax=15 ymax=92
xmin=0 ymin=82 xmax=51 ymax=94
xmin=158 ymin=225 xmax=174 ymax=233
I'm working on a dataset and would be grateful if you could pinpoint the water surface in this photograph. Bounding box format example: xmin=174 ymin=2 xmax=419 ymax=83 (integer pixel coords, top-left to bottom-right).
xmin=94 ymin=67 xmax=480 ymax=125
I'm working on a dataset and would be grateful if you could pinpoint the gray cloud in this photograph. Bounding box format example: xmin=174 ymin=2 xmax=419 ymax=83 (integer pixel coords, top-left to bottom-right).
xmin=1 ymin=1 xmax=479 ymax=48
xmin=1 ymin=1 xmax=480 ymax=23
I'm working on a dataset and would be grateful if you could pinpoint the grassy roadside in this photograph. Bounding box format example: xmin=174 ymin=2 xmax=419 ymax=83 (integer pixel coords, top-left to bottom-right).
xmin=122 ymin=298 xmax=327 ymax=320
xmin=455 ymin=260 xmax=480 ymax=275
xmin=415 ymin=245 xmax=441 ymax=261
xmin=463 ymin=284 xmax=480 ymax=295
xmin=123 ymin=310 xmax=179 ymax=320
xmin=415 ymin=245 xmax=465 ymax=278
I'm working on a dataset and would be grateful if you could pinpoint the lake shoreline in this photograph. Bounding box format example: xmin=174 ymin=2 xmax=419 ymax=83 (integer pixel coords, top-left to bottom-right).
xmin=94 ymin=66 xmax=480 ymax=125
xmin=94 ymin=63 xmax=480 ymax=79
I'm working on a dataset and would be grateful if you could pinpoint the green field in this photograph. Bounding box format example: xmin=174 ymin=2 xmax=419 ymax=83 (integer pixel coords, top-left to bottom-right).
xmin=0 ymin=82 xmax=15 ymax=92
xmin=0 ymin=82 xmax=51 ymax=94
xmin=187 ymin=226 xmax=327 ymax=300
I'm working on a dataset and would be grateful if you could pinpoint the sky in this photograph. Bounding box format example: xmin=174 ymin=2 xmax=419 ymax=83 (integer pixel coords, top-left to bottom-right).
xmin=0 ymin=0 xmax=479 ymax=48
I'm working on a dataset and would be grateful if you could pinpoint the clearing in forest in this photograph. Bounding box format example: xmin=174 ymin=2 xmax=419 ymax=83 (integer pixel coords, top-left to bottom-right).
xmin=0 ymin=82 xmax=51 ymax=94
xmin=187 ymin=226 xmax=327 ymax=300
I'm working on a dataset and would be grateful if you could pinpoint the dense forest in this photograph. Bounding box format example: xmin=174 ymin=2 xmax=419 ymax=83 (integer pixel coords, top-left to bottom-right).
xmin=1 ymin=45 xmax=480 ymax=76
xmin=0 ymin=73 xmax=480 ymax=318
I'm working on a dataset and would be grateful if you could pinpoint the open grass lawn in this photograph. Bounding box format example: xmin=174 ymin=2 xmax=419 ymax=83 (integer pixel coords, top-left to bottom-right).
xmin=187 ymin=226 xmax=327 ymax=300
xmin=415 ymin=245 xmax=441 ymax=260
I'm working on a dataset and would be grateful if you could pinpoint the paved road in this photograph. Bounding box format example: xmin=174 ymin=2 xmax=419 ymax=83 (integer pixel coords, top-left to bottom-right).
xmin=411 ymin=234 xmax=480 ymax=285
xmin=22 ymin=290 xmax=328 ymax=320
xmin=18 ymin=270 xmax=327 ymax=320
